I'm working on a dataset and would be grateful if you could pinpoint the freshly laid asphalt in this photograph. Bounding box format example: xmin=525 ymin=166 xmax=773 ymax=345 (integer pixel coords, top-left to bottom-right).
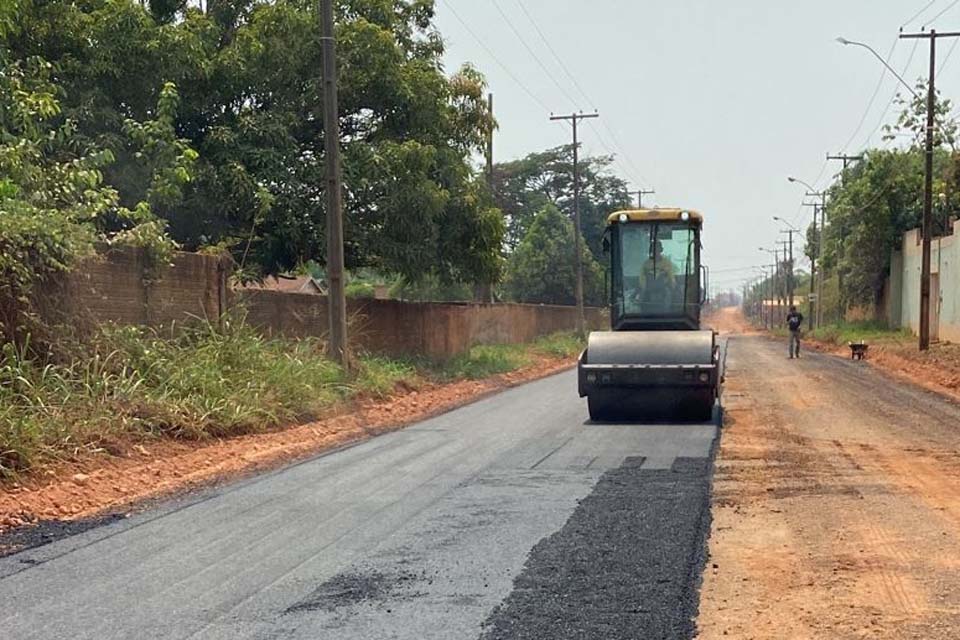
xmin=0 ymin=367 xmax=720 ymax=639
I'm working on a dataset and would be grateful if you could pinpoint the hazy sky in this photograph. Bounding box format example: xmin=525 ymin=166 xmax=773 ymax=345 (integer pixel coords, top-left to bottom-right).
xmin=434 ymin=0 xmax=960 ymax=293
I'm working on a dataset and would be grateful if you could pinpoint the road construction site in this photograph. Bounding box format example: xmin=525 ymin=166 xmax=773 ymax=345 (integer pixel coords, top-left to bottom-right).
xmin=3 ymin=309 xmax=960 ymax=638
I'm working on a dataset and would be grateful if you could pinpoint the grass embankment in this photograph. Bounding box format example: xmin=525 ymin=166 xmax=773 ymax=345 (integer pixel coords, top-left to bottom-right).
xmin=806 ymin=321 xmax=912 ymax=346
xmin=763 ymin=320 xmax=911 ymax=345
xmin=0 ymin=322 xmax=583 ymax=479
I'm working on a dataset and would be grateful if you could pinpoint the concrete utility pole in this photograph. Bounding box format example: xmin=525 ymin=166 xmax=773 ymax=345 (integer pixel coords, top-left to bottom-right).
xmin=809 ymin=191 xmax=827 ymax=328
xmin=629 ymin=188 xmax=656 ymax=209
xmin=780 ymin=231 xmax=796 ymax=306
xmin=486 ymin=93 xmax=494 ymax=190
xmin=475 ymin=92 xmax=495 ymax=304
xmin=550 ymin=111 xmax=599 ymax=337
xmin=320 ymin=0 xmax=348 ymax=369
xmin=827 ymin=153 xmax=862 ymax=321
xmin=800 ymin=201 xmax=820 ymax=331
xmin=898 ymin=29 xmax=960 ymax=351
xmin=777 ymin=239 xmax=791 ymax=306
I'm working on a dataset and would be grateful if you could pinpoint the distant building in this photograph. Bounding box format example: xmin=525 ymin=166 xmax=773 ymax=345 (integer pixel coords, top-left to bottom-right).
xmin=241 ymin=275 xmax=326 ymax=295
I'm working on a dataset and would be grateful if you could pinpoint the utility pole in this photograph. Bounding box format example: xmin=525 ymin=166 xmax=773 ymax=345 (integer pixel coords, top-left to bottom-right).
xmin=899 ymin=29 xmax=960 ymax=350
xmin=801 ymin=200 xmax=820 ymax=330
xmin=629 ymin=188 xmax=655 ymax=209
xmin=779 ymin=230 xmax=795 ymax=306
xmin=550 ymin=111 xmax=599 ymax=336
xmin=486 ymin=93 xmax=494 ymax=190
xmin=777 ymin=239 xmax=791 ymax=307
xmin=320 ymin=0 xmax=348 ymax=369
xmin=811 ymin=191 xmax=827 ymax=328
xmin=826 ymin=153 xmax=864 ymax=179
xmin=476 ymin=92 xmax=495 ymax=304
xmin=827 ymin=153 xmax=862 ymax=321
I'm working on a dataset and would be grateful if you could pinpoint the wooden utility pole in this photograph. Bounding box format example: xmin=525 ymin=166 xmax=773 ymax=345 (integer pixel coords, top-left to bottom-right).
xmin=629 ymin=188 xmax=655 ymax=209
xmin=899 ymin=29 xmax=960 ymax=350
xmin=550 ymin=111 xmax=599 ymax=336
xmin=320 ymin=0 xmax=348 ymax=369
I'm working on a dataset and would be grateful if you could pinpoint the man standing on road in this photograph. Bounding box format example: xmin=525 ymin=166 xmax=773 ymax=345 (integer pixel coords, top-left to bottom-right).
xmin=786 ymin=305 xmax=803 ymax=359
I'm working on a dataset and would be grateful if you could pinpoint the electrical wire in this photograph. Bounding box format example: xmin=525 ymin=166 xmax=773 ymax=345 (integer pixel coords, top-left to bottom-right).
xmin=488 ymin=0 xmax=580 ymax=109
xmin=937 ymin=36 xmax=960 ymax=79
xmin=508 ymin=0 xmax=654 ymax=195
xmin=438 ymin=0 xmax=553 ymax=113
xmin=860 ymin=38 xmax=921 ymax=151
xmin=512 ymin=0 xmax=595 ymax=109
xmin=840 ymin=39 xmax=899 ymax=153
xmin=923 ymin=0 xmax=960 ymax=27
xmin=902 ymin=0 xmax=941 ymax=28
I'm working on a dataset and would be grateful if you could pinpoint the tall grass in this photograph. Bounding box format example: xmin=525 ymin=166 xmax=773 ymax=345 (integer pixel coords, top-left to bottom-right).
xmin=808 ymin=321 xmax=912 ymax=345
xmin=0 ymin=326 xmax=582 ymax=479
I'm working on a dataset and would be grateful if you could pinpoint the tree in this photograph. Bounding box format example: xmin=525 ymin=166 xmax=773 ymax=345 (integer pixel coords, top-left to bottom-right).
xmin=5 ymin=0 xmax=504 ymax=284
xmin=493 ymin=145 xmax=631 ymax=259
xmin=0 ymin=50 xmax=188 ymax=342
xmin=503 ymin=204 xmax=604 ymax=306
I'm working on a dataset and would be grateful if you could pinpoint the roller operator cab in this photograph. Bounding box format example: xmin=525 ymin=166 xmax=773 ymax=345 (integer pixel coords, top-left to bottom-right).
xmin=578 ymin=208 xmax=722 ymax=422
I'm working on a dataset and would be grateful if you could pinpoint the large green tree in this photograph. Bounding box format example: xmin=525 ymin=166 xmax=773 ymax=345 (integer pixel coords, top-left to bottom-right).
xmin=0 ymin=45 xmax=190 ymax=342
xmin=5 ymin=0 xmax=503 ymax=283
xmin=493 ymin=144 xmax=631 ymax=259
xmin=820 ymin=85 xmax=957 ymax=310
xmin=503 ymin=204 xmax=604 ymax=306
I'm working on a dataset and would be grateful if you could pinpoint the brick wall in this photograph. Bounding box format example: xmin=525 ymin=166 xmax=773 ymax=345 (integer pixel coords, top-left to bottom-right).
xmin=43 ymin=247 xmax=604 ymax=358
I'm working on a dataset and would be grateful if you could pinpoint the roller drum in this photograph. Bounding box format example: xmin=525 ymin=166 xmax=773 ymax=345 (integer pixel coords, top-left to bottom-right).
xmin=579 ymin=330 xmax=719 ymax=422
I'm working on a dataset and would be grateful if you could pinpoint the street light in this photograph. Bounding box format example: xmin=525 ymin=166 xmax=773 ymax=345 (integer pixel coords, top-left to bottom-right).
xmin=835 ymin=37 xmax=920 ymax=99
xmin=788 ymin=176 xmax=823 ymax=330
xmin=773 ymin=216 xmax=799 ymax=232
xmin=773 ymin=217 xmax=798 ymax=305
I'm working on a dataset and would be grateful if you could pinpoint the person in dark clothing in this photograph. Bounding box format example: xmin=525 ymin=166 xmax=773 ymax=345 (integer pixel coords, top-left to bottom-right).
xmin=786 ymin=305 xmax=803 ymax=359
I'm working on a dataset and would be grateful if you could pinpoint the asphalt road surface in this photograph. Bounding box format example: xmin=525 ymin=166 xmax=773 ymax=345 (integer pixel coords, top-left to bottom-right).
xmin=0 ymin=368 xmax=719 ymax=639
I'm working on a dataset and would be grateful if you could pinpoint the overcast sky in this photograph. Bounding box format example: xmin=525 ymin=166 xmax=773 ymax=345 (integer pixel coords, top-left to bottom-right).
xmin=434 ymin=0 xmax=960 ymax=293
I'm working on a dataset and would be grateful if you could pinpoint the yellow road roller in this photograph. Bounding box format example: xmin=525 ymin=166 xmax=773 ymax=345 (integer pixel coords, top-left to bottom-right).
xmin=578 ymin=208 xmax=723 ymax=422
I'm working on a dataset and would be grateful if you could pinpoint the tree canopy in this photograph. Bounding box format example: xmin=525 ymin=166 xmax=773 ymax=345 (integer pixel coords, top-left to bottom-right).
xmin=4 ymin=0 xmax=503 ymax=283
xmin=503 ymin=204 xmax=604 ymax=306
xmin=493 ymin=144 xmax=632 ymax=260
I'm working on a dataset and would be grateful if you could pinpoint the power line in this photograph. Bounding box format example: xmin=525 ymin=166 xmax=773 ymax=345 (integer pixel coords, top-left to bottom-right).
xmin=923 ymin=0 xmax=960 ymax=27
xmin=508 ymin=0 xmax=654 ymax=193
xmin=488 ymin=0 xmax=580 ymax=109
xmin=512 ymin=0 xmax=595 ymax=109
xmin=902 ymin=0 xmax=941 ymax=28
xmin=438 ymin=0 xmax=553 ymax=113
xmin=841 ymin=39 xmax=899 ymax=152
xmin=584 ymin=119 xmax=653 ymax=189
xmin=861 ymin=38 xmax=921 ymax=150
xmin=937 ymin=35 xmax=960 ymax=77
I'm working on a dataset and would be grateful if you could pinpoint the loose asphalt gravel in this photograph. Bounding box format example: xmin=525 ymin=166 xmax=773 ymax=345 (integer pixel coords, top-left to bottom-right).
xmin=0 ymin=368 xmax=719 ymax=640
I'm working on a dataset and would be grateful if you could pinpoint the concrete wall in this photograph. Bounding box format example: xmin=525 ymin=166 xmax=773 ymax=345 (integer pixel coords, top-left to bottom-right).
xmin=896 ymin=221 xmax=960 ymax=342
xmin=42 ymin=247 xmax=603 ymax=358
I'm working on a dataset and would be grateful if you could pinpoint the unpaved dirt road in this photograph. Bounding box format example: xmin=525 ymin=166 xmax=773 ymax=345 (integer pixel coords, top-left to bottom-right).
xmin=699 ymin=323 xmax=960 ymax=639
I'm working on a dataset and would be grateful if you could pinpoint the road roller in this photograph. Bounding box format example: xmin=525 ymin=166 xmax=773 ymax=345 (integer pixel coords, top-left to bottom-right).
xmin=578 ymin=208 xmax=723 ymax=422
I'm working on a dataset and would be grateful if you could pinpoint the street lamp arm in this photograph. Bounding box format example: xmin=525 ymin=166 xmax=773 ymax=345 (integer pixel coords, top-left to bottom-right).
xmin=836 ymin=37 xmax=920 ymax=100
xmin=787 ymin=176 xmax=815 ymax=192
xmin=773 ymin=216 xmax=799 ymax=231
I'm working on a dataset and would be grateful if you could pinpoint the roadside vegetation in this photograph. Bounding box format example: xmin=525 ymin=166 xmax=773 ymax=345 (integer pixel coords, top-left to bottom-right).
xmin=0 ymin=322 xmax=582 ymax=480
xmin=807 ymin=322 xmax=912 ymax=345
